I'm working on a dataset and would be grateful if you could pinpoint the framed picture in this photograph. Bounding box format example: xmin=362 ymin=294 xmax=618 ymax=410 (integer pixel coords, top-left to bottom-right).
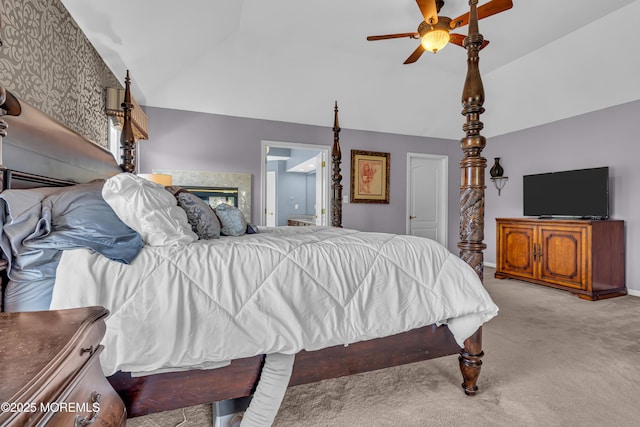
xmin=350 ymin=150 xmax=390 ymax=203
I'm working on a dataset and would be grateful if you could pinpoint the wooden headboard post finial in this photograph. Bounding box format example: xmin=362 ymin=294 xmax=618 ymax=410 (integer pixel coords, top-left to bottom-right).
xmin=331 ymin=101 xmax=343 ymax=228
xmin=457 ymin=0 xmax=486 ymax=397
xmin=120 ymin=70 xmax=136 ymax=173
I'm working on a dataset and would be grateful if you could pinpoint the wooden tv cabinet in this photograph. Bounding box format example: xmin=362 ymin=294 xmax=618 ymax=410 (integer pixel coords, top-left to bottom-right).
xmin=495 ymin=218 xmax=626 ymax=300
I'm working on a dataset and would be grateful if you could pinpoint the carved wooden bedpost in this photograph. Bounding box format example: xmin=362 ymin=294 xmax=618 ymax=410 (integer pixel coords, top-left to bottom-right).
xmin=331 ymin=101 xmax=343 ymax=228
xmin=458 ymin=0 xmax=486 ymax=396
xmin=0 ymin=86 xmax=8 ymax=191
xmin=0 ymin=86 xmax=21 ymax=191
xmin=120 ymin=70 xmax=136 ymax=173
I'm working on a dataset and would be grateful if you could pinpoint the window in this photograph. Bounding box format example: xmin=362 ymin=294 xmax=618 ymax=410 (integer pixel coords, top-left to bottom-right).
xmin=108 ymin=116 xmax=122 ymax=164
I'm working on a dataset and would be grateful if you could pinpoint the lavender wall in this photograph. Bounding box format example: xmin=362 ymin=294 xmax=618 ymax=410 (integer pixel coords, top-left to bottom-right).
xmin=140 ymin=101 xmax=639 ymax=293
xmin=139 ymin=106 xmax=464 ymax=253
xmin=483 ymin=100 xmax=640 ymax=294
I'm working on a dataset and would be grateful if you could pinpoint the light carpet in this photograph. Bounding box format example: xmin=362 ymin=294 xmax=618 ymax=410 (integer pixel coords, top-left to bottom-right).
xmin=127 ymin=268 xmax=640 ymax=426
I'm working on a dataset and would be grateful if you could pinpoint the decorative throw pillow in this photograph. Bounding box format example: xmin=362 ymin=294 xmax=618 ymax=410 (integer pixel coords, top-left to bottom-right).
xmin=102 ymin=173 xmax=198 ymax=246
xmin=214 ymin=203 xmax=247 ymax=236
xmin=175 ymin=191 xmax=221 ymax=240
xmin=164 ymin=185 xmax=184 ymax=196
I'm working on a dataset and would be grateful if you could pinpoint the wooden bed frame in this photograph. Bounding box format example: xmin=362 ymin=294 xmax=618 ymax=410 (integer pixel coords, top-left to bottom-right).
xmin=0 ymin=1 xmax=489 ymax=418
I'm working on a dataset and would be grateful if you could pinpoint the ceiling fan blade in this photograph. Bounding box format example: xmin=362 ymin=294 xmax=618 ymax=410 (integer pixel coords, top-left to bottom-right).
xmin=449 ymin=33 xmax=465 ymax=47
xmin=450 ymin=0 xmax=513 ymax=29
xmin=367 ymin=32 xmax=419 ymax=41
xmin=404 ymin=45 xmax=426 ymax=64
xmin=449 ymin=33 xmax=490 ymax=50
xmin=416 ymin=0 xmax=438 ymax=24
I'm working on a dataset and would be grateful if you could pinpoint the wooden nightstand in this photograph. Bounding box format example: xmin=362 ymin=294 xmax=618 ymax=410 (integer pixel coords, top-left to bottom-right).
xmin=0 ymin=306 xmax=126 ymax=426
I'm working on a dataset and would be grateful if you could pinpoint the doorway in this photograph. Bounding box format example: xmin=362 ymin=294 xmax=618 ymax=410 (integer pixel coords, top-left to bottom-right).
xmin=266 ymin=171 xmax=276 ymax=226
xmin=261 ymin=141 xmax=330 ymax=227
xmin=406 ymin=153 xmax=448 ymax=246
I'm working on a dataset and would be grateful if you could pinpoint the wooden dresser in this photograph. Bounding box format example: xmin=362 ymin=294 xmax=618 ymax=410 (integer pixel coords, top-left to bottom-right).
xmin=0 ymin=306 xmax=126 ymax=426
xmin=495 ymin=218 xmax=626 ymax=300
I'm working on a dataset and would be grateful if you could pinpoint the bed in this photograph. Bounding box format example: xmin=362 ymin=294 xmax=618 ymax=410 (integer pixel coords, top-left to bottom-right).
xmin=0 ymin=2 xmax=494 ymax=423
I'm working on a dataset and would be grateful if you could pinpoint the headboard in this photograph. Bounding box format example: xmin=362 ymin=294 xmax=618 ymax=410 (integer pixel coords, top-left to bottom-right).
xmin=0 ymin=87 xmax=122 ymax=190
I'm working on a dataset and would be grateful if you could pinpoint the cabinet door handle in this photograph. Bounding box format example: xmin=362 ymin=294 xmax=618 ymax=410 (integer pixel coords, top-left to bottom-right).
xmin=74 ymin=391 xmax=101 ymax=426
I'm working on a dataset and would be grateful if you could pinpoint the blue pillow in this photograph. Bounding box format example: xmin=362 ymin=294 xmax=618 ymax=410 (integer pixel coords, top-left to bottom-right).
xmin=0 ymin=186 xmax=62 ymax=283
xmin=215 ymin=203 xmax=247 ymax=236
xmin=23 ymin=181 xmax=144 ymax=264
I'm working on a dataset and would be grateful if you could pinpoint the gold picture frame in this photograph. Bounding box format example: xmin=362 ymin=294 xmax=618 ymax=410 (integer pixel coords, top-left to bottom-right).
xmin=350 ymin=150 xmax=390 ymax=204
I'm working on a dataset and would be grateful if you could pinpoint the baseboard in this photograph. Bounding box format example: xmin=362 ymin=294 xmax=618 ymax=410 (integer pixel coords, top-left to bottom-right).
xmin=627 ymin=289 xmax=640 ymax=298
xmin=483 ymin=262 xmax=637 ymax=298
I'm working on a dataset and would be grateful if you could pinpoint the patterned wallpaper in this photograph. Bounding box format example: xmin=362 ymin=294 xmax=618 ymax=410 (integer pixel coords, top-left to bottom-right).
xmin=0 ymin=0 xmax=121 ymax=148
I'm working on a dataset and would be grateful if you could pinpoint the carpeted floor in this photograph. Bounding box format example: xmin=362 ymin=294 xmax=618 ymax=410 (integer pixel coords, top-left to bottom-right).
xmin=127 ymin=268 xmax=640 ymax=426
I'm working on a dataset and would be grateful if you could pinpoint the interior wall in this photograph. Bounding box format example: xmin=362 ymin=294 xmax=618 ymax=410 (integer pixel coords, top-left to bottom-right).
xmin=483 ymin=99 xmax=640 ymax=294
xmin=267 ymin=160 xmax=309 ymax=226
xmin=0 ymin=0 xmax=121 ymax=147
xmin=140 ymin=101 xmax=639 ymax=293
xmin=139 ymin=106 xmax=464 ymax=254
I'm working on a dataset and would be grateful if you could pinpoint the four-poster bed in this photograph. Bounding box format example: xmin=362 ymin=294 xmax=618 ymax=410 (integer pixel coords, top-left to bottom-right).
xmin=0 ymin=0 xmax=493 ymax=421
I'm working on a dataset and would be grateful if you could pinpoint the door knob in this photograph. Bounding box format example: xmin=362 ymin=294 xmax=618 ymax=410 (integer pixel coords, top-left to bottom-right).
xmin=409 ymin=215 xmax=416 ymax=220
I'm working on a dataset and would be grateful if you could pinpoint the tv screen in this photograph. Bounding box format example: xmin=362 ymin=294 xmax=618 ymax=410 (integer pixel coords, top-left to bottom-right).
xmin=523 ymin=167 xmax=609 ymax=219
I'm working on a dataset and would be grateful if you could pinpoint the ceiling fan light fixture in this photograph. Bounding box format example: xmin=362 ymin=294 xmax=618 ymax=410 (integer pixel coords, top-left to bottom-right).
xmin=420 ymin=29 xmax=449 ymax=53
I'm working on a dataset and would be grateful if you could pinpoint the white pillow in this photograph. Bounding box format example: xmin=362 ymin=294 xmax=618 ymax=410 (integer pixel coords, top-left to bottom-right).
xmin=102 ymin=173 xmax=197 ymax=246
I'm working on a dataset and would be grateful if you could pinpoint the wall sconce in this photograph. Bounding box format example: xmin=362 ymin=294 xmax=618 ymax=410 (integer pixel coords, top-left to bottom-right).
xmin=489 ymin=157 xmax=508 ymax=196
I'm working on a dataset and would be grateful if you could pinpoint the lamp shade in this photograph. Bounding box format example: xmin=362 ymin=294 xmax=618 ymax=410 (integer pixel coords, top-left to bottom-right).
xmin=421 ymin=29 xmax=449 ymax=53
xmin=138 ymin=173 xmax=172 ymax=186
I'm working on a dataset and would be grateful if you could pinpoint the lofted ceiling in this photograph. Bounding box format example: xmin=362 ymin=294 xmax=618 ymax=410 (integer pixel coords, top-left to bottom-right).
xmin=60 ymin=0 xmax=640 ymax=140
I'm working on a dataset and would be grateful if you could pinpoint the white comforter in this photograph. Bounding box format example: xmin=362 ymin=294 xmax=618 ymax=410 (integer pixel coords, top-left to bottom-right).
xmin=51 ymin=227 xmax=498 ymax=376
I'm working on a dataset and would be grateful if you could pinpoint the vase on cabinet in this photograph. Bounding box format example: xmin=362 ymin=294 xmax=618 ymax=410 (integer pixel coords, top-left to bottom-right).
xmin=490 ymin=158 xmax=504 ymax=178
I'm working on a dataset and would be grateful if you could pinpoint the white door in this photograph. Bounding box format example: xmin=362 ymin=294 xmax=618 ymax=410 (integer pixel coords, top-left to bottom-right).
xmin=266 ymin=171 xmax=276 ymax=226
xmin=406 ymin=154 xmax=448 ymax=246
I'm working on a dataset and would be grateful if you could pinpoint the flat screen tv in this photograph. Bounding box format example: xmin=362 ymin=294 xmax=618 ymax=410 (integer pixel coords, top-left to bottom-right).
xmin=523 ymin=166 xmax=609 ymax=219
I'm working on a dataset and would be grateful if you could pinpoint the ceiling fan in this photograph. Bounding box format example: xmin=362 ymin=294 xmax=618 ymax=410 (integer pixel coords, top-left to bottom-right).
xmin=367 ymin=0 xmax=513 ymax=64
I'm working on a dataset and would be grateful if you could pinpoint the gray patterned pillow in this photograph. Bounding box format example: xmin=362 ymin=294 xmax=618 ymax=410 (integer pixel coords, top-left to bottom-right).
xmin=175 ymin=192 xmax=221 ymax=240
xmin=215 ymin=203 xmax=247 ymax=236
xmin=164 ymin=185 xmax=183 ymax=196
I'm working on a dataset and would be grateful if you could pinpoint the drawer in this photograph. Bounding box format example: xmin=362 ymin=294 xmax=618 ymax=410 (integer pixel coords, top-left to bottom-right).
xmin=42 ymin=347 xmax=126 ymax=427
xmin=0 ymin=308 xmax=111 ymax=427
xmin=36 ymin=317 xmax=107 ymax=412
xmin=59 ymin=317 xmax=107 ymax=383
